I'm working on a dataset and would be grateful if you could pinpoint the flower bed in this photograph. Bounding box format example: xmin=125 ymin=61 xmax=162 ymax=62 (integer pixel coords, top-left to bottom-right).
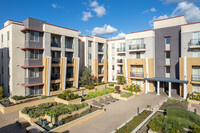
xmin=21 ymin=102 xmax=88 ymax=118
xmin=33 ymin=106 xmax=104 ymax=132
xmin=84 ymin=88 xmax=116 ymax=100
xmin=57 ymin=90 xmax=79 ymax=101
xmin=188 ymin=92 xmax=200 ymax=104
xmin=159 ymin=98 xmax=188 ymax=110
xmin=148 ymin=106 xmax=200 ymax=133
xmin=116 ymin=110 xmax=152 ymax=133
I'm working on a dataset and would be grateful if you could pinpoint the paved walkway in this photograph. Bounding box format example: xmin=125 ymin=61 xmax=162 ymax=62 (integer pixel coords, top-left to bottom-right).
xmin=67 ymin=92 xmax=168 ymax=133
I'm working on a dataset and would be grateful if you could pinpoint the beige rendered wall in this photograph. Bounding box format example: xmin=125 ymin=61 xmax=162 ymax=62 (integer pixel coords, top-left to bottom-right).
xmin=42 ymin=57 xmax=51 ymax=95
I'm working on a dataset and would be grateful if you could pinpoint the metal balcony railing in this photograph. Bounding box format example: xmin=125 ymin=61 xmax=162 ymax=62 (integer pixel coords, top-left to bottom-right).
xmin=117 ymin=70 xmax=123 ymax=74
xmin=192 ymin=75 xmax=200 ymax=82
xmin=117 ymin=48 xmax=126 ymax=52
xmin=51 ymin=73 xmax=60 ymax=80
xmin=98 ymin=49 xmax=103 ymax=52
xmin=189 ymin=39 xmax=200 ymax=46
xmin=130 ymin=72 xmax=144 ymax=77
xmin=117 ymin=59 xmax=123 ymax=63
xmin=98 ymin=59 xmax=104 ymax=63
xmin=98 ymin=70 xmax=104 ymax=74
xmin=67 ymin=58 xmax=74 ymax=64
xmin=52 ymin=58 xmax=60 ymax=64
xmin=129 ymin=44 xmax=146 ymax=50
xmin=51 ymin=42 xmax=61 ymax=48
xmin=65 ymin=44 xmax=74 ymax=49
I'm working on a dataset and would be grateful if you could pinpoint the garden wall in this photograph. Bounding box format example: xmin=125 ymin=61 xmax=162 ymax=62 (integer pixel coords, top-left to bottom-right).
xmin=9 ymin=96 xmax=42 ymax=104
xmin=188 ymin=99 xmax=200 ymax=105
xmin=50 ymin=88 xmax=77 ymax=96
xmin=111 ymin=93 xmax=135 ymax=101
xmin=54 ymin=97 xmax=82 ymax=105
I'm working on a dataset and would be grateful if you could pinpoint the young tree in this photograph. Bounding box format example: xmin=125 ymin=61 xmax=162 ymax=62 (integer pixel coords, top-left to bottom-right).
xmin=79 ymin=67 xmax=96 ymax=86
xmin=116 ymin=76 xmax=126 ymax=84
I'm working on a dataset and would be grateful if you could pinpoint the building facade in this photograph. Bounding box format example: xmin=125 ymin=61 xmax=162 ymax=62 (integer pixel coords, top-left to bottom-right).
xmin=0 ymin=15 xmax=200 ymax=98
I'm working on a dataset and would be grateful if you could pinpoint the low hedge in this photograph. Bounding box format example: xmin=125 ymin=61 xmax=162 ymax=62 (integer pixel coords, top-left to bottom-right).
xmin=12 ymin=95 xmax=38 ymax=100
xmin=116 ymin=110 xmax=152 ymax=133
xmin=159 ymin=99 xmax=188 ymax=110
xmin=21 ymin=102 xmax=88 ymax=118
xmin=57 ymin=90 xmax=79 ymax=101
xmin=84 ymin=88 xmax=116 ymax=100
xmin=121 ymin=92 xmax=133 ymax=98
xmin=108 ymin=83 xmax=114 ymax=87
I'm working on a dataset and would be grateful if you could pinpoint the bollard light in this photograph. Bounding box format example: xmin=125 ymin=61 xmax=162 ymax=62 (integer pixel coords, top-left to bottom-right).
xmin=137 ymin=107 xmax=139 ymax=116
xmin=194 ymin=109 xmax=197 ymax=114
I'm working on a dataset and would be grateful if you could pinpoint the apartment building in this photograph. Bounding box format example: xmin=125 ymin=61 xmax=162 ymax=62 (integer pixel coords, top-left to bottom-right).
xmin=0 ymin=18 xmax=80 ymax=96
xmin=0 ymin=15 xmax=200 ymax=98
xmin=79 ymin=36 xmax=108 ymax=83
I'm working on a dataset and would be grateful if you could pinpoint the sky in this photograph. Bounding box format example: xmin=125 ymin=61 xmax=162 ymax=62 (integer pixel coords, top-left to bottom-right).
xmin=0 ymin=0 xmax=200 ymax=40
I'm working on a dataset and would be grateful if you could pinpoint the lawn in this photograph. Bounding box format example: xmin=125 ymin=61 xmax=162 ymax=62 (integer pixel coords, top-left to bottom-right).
xmin=120 ymin=92 xmax=133 ymax=98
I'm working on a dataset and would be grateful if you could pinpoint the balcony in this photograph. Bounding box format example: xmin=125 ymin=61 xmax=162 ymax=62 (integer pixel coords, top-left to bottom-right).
xmin=130 ymin=72 xmax=144 ymax=78
xmin=117 ymin=48 xmax=126 ymax=53
xmin=67 ymin=72 xmax=74 ymax=78
xmin=67 ymin=58 xmax=74 ymax=64
xmin=98 ymin=49 xmax=103 ymax=52
xmin=98 ymin=59 xmax=104 ymax=63
xmin=129 ymin=44 xmax=146 ymax=52
xmin=52 ymin=58 xmax=60 ymax=64
xmin=192 ymin=75 xmax=200 ymax=82
xmin=117 ymin=70 xmax=123 ymax=74
xmin=51 ymin=42 xmax=61 ymax=48
xmin=98 ymin=70 xmax=104 ymax=74
xmin=117 ymin=59 xmax=123 ymax=64
xmin=51 ymin=73 xmax=60 ymax=80
xmin=189 ymin=39 xmax=200 ymax=49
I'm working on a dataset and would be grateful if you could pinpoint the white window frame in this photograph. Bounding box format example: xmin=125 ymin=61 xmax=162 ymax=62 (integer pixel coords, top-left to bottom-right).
xmin=33 ymin=86 xmax=39 ymax=95
xmin=30 ymin=50 xmax=39 ymax=60
xmin=193 ymin=84 xmax=199 ymax=93
xmin=30 ymin=31 xmax=39 ymax=42
xmin=30 ymin=68 xmax=39 ymax=78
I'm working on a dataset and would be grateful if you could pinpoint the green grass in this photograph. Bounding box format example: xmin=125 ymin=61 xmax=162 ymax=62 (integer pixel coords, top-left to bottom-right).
xmin=116 ymin=110 xmax=152 ymax=133
xmin=121 ymin=92 xmax=133 ymax=98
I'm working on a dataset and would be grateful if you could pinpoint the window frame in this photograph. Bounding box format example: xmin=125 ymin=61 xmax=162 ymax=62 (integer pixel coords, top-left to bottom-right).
xmin=165 ymin=37 xmax=171 ymax=44
xmin=166 ymin=66 xmax=170 ymax=74
xmin=30 ymin=31 xmax=39 ymax=42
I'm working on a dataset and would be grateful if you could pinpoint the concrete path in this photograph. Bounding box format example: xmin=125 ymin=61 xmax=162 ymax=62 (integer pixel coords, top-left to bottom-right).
xmin=67 ymin=92 xmax=168 ymax=133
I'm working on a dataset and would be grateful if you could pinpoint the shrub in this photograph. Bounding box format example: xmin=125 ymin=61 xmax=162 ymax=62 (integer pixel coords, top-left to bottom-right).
xmin=168 ymin=98 xmax=188 ymax=105
xmin=0 ymin=86 xmax=3 ymax=100
xmin=12 ymin=95 xmax=38 ymax=100
xmin=22 ymin=102 xmax=88 ymax=118
xmin=116 ymin=76 xmax=126 ymax=84
xmin=148 ymin=114 xmax=165 ymax=132
xmin=115 ymin=86 xmax=121 ymax=93
xmin=121 ymin=92 xmax=133 ymax=98
xmin=188 ymin=92 xmax=200 ymax=101
xmin=84 ymin=88 xmax=116 ymax=100
xmin=57 ymin=90 xmax=79 ymax=101
xmin=108 ymin=83 xmax=114 ymax=87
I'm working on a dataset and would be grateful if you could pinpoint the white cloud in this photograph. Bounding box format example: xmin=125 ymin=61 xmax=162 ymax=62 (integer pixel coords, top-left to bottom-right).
xmin=51 ymin=4 xmax=63 ymax=9
xmin=82 ymin=12 xmax=93 ymax=21
xmin=166 ymin=0 xmax=197 ymax=3
xmin=171 ymin=2 xmax=200 ymax=22
xmin=92 ymin=6 xmax=106 ymax=17
xmin=143 ymin=7 xmax=157 ymax=13
xmin=90 ymin=1 xmax=98 ymax=7
xmin=150 ymin=8 xmax=157 ymax=12
xmin=149 ymin=15 xmax=168 ymax=26
xmin=91 ymin=24 xmax=118 ymax=35
xmin=90 ymin=1 xmax=106 ymax=17
xmin=109 ymin=32 xmax=125 ymax=40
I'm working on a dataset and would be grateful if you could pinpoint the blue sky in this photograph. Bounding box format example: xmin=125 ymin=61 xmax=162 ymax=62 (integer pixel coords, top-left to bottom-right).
xmin=0 ymin=0 xmax=200 ymax=39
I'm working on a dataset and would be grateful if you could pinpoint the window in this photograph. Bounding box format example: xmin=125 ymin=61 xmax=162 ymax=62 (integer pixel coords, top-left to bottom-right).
xmin=30 ymin=31 xmax=39 ymax=42
xmin=141 ymin=80 xmax=144 ymax=87
xmin=25 ymin=87 xmax=29 ymax=96
xmin=88 ymin=41 xmax=92 ymax=47
xmin=112 ymin=65 xmax=115 ymax=70
xmin=30 ymin=50 xmax=39 ymax=60
xmin=112 ymin=57 xmax=115 ymax=60
xmin=25 ymin=50 xmax=29 ymax=59
xmin=166 ymin=66 xmax=170 ymax=73
xmin=1 ymin=34 xmax=3 ymax=43
xmin=193 ymin=85 xmax=199 ymax=93
xmin=30 ymin=68 xmax=39 ymax=78
xmin=165 ymin=37 xmax=170 ymax=44
xmin=166 ymin=52 xmax=170 ymax=58
xmin=25 ymin=69 xmax=28 ymax=78
xmin=112 ymin=44 xmax=115 ymax=49
xmin=112 ymin=76 xmax=115 ymax=80
xmin=136 ymin=52 xmax=140 ymax=58
xmin=33 ymin=86 xmax=39 ymax=95
xmin=88 ymin=53 xmax=91 ymax=59
xmin=7 ymin=31 xmax=9 ymax=41
xmin=192 ymin=49 xmax=200 ymax=57
xmin=25 ymin=32 xmax=28 ymax=41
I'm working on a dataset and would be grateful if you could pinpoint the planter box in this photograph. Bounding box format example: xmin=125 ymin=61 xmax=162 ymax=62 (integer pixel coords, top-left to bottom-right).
xmin=44 ymin=106 xmax=90 ymax=124
xmin=148 ymin=129 xmax=158 ymax=133
xmin=0 ymin=97 xmax=56 ymax=114
xmin=94 ymin=84 xmax=106 ymax=90
xmin=9 ymin=96 xmax=42 ymax=104
xmin=55 ymin=97 xmax=82 ymax=105
xmin=50 ymin=88 xmax=77 ymax=96
xmin=111 ymin=93 xmax=135 ymax=101
xmin=188 ymin=99 xmax=200 ymax=104
xmin=133 ymin=91 xmax=144 ymax=95
xmin=47 ymin=108 xmax=104 ymax=132
xmin=84 ymin=93 xmax=112 ymax=104
xmin=19 ymin=111 xmax=45 ymax=124
xmin=114 ymin=84 xmax=126 ymax=90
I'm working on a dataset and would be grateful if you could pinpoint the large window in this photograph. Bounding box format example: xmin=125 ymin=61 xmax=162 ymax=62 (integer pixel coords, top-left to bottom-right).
xmin=30 ymin=31 xmax=39 ymax=42
xmin=166 ymin=52 xmax=170 ymax=58
xmin=88 ymin=53 xmax=91 ymax=59
xmin=165 ymin=37 xmax=170 ymax=44
xmin=30 ymin=68 xmax=39 ymax=78
xmin=193 ymin=85 xmax=199 ymax=93
xmin=112 ymin=65 xmax=115 ymax=70
xmin=192 ymin=49 xmax=200 ymax=57
xmin=88 ymin=41 xmax=92 ymax=47
xmin=166 ymin=66 xmax=170 ymax=73
xmin=33 ymin=86 xmax=39 ymax=95
xmin=30 ymin=50 xmax=39 ymax=60
xmin=7 ymin=31 xmax=9 ymax=41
